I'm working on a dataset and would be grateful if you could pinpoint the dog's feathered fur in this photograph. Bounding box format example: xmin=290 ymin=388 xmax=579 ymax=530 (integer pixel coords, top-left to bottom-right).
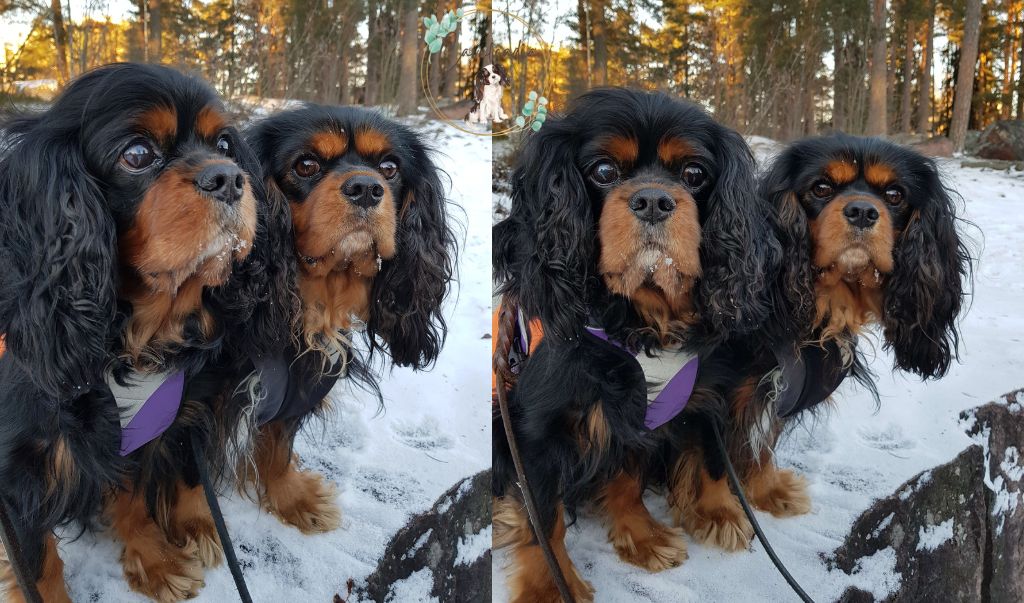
xmin=222 ymin=104 xmax=456 ymax=538
xmin=492 ymin=88 xmax=781 ymax=601
xmin=0 ymin=63 xmax=289 ymax=601
xmin=657 ymin=134 xmax=971 ymax=552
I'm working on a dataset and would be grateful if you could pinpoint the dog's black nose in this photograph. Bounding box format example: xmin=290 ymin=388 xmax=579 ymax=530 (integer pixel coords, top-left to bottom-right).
xmin=195 ymin=163 xmax=244 ymax=205
xmin=342 ymin=175 xmax=386 ymax=209
xmin=843 ymin=200 xmax=880 ymax=229
xmin=629 ymin=188 xmax=676 ymax=224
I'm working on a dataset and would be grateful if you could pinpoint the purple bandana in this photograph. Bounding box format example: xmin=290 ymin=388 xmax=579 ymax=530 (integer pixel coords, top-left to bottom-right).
xmin=585 ymin=327 xmax=699 ymax=430
xmin=107 ymin=370 xmax=185 ymax=456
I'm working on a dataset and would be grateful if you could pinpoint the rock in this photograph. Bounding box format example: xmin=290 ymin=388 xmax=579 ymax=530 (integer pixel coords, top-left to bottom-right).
xmin=962 ymin=391 xmax=1024 ymax=601
xmin=429 ymin=99 xmax=476 ymax=122
xmin=959 ymin=158 xmax=1024 ymax=171
xmin=909 ymin=136 xmax=954 ymax=158
xmin=888 ymin=133 xmax=927 ymax=146
xmin=964 ymin=130 xmax=983 ymax=155
xmin=826 ymin=388 xmax=1024 ymax=602
xmin=357 ymin=470 xmax=492 ymax=602
xmin=974 ymin=120 xmax=1024 ymax=160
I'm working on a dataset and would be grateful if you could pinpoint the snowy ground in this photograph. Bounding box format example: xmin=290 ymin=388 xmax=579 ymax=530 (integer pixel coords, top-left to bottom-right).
xmin=492 ymin=139 xmax=1024 ymax=602
xmin=57 ymin=121 xmax=492 ymax=601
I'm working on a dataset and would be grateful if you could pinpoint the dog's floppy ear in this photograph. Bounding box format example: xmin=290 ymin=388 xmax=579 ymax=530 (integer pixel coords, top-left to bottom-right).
xmin=473 ymin=70 xmax=485 ymax=102
xmin=0 ymin=118 xmax=117 ymax=399
xmin=211 ymin=128 xmax=298 ymax=360
xmin=495 ymin=123 xmax=590 ymax=342
xmin=760 ymin=149 xmax=816 ymax=343
xmin=367 ymin=131 xmax=456 ymax=369
xmin=497 ymin=64 xmax=512 ymax=87
xmin=693 ymin=126 xmax=779 ymax=344
xmin=883 ymin=161 xmax=969 ymax=378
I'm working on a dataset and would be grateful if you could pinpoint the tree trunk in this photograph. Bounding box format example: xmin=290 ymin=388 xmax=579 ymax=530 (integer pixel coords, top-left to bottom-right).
xmin=429 ymin=48 xmax=441 ymax=97
xmin=51 ymin=0 xmax=69 ymax=82
xmin=578 ymin=0 xmax=591 ymax=88
xmin=147 ymin=0 xmax=161 ymax=63
xmin=427 ymin=0 xmax=445 ymax=96
xmin=396 ymin=0 xmax=419 ymax=115
xmin=339 ymin=37 xmax=352 ymax=104
xmin=1002 ymin=8 xmax=1017 ymax=119
xmin=591 ymin=0 xmax=608 ymax=86
xmin=1019 ymin=8 xmax=1024 ymax=119
xmin=441 ymin=0 xmax=460 ymax=100
xmin=1015 ymin=5 xmax=1024 ymax=118
xmin=834 ymin=28 xmax=847 ymax=131
xmin=901 ymin=18 xmax=914 ymax=133
xmin=950 ymin=0 xmax=982 ymax=153
xmin=866 ymin=0 xmax=888 ymax=136
xmin=365 ymin=0 xmax=380 ymax=106
xmin=918 ymin=2 xmax=934 ymax=134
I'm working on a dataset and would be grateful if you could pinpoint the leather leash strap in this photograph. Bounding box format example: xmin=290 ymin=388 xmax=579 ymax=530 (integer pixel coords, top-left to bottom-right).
xmin=494 ymin=298 xmax=575 ymax=603
xmin=0 ymin=498 xmax=42 ymax=603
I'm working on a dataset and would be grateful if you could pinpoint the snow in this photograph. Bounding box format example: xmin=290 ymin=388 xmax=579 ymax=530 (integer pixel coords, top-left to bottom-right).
xmin=842 ymin=546 xmax=902 ymax=600
xmin=454 ymin=525 xmax=493 ymax=567
xmin=383 ymin=568 xmax=439 ymax=603
xmin=916 ymin=518 xmax=955 ymax=552
xmin=56 ymin=121 xmax=491 ymax=601
xmin=492 ymin=141 xmax=1024 ymax=601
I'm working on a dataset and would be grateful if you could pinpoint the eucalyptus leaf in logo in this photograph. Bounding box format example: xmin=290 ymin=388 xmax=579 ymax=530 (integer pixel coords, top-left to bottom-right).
xmin=420 ymin=5 xmax=551 ymax=137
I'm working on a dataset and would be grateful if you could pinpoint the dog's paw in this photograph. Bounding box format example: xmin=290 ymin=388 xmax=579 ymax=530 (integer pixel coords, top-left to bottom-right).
xmin=682 ymin=505 xmax=753 ymax=552
xmin=122 ymin=537 xmax=204 ymax=602
xmin=269 ymin=470 xmax=341 ymax=534
xmin=509 ymin=568 xmax=594 ymax=603
xmin=750 ymin=469 xmax=812 ymax=517
xmin=610 ymin=519 xmax=687 ymax=572
xmin=177 ymin=519 xmax=222 ymax=568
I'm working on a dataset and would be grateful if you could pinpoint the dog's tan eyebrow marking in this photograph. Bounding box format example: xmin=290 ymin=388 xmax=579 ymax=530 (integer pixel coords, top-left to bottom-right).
xmin=138 ymin=106 xmax=177 ymax=140
xmin=196 ymin=106 xmax=227 ymax=139
xmin=864 ymin=163 xmax=897 ymax=188
xmin=824 ymin=160 xmax=858 ymax=184
xmin=601 ymin=135 xmax=639 ymax=166
xmin=657 ymin=137 xmax=694 ymax=165
xmin=309 ymin=131 xmax=348 ymax=159
xmin=354 ymin=127 xmax=392 ymax=157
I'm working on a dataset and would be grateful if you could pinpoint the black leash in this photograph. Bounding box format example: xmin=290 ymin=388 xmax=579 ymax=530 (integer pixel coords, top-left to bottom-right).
xmin=711 ymin=422 xmax=815 ymax=603
xmin=0 ymin=498 xmax=43 ymax=603
xmin=190 ymin=432 xmax=253 ymax=603
xmin=495 ymin=371 xmax=576 ymax=603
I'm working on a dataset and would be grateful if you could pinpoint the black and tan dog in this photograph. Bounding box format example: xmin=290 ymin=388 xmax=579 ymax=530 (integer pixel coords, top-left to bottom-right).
xmin=222 ymin=104 xmax=457 ymax=540
xmin=492 ymin=88 xmax=782 ymax=602
xmin=0 ymin=63 xmax=289 ymax=601
xmin=659 ymin=134 xmax=971 ymax=552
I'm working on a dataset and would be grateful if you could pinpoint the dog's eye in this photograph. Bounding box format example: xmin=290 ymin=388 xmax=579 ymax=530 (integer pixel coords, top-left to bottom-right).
xmin=294 ymin=157 xmax=321 ymax=178
xmin=884 ymin=187 xmax=905 ymax=206
xmin=378 ymin=159 xmax=398 ymax=180
xmin=216 ymin=135 xmax=232 ymax=157
xmin=681 ymin=163 xmax=708 ymax=191
xmin=120 ymin=140 xmax=159 ymax=171
xmin=812 ymin=181 xmax=835 ymax=199
xmin=590 ymin=162 xmax=620 ymax=186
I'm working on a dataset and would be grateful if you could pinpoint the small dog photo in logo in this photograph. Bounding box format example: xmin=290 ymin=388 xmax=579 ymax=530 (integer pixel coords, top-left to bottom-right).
xmin=420 ymin=6 xmax=550 ymax=136
xmin=467 ymin=63 xmax=511 ymax=124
